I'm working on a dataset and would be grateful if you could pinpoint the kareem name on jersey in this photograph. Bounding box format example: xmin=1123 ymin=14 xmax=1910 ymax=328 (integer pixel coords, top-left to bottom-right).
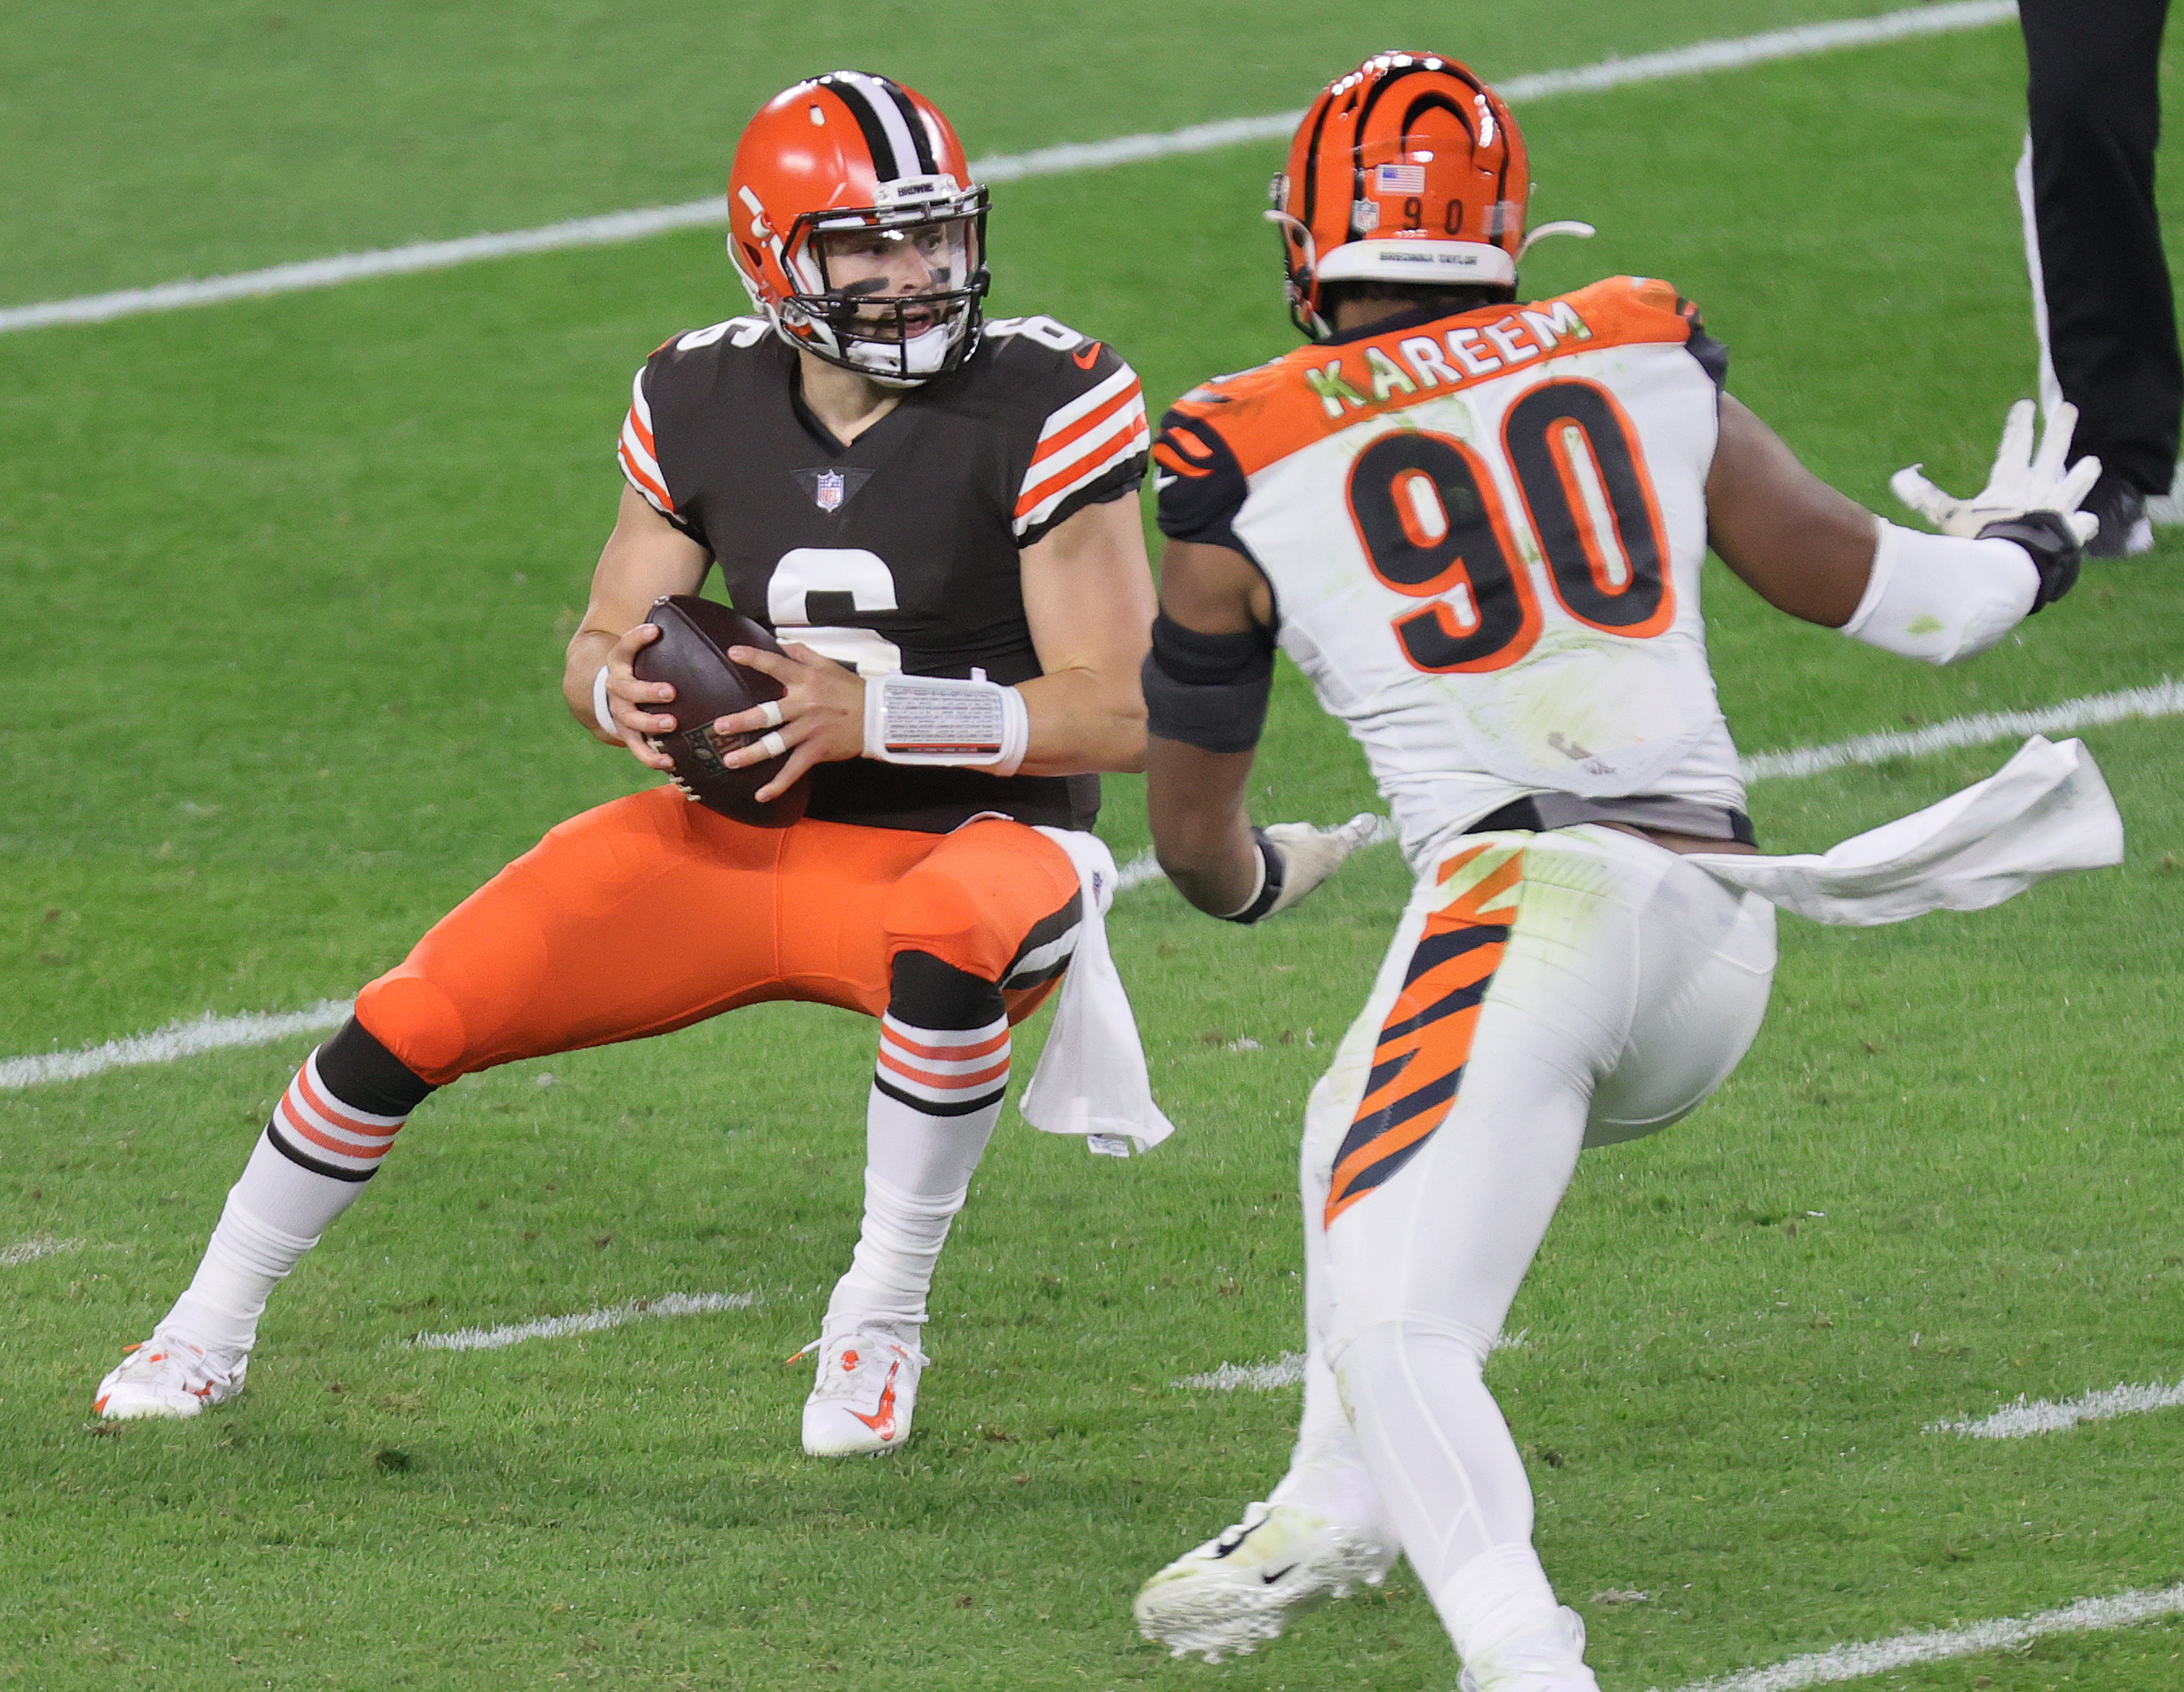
xmin=620 ymin=311 xmax=1150 ymax=834
xmin=1155 ymin=275 xmax=1743 ymax=865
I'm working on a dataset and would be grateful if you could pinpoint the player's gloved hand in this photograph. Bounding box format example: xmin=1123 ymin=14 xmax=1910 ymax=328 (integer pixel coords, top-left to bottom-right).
xmin=1225 ymin=813 xmax=1389 ymax=923
xmin=1890 ymin=400 xmax=2101 ymax=543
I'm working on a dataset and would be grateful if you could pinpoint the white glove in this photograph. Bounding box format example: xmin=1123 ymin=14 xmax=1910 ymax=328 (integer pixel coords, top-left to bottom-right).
xmin=1260 ymin=813 xmax=1390 ymax=918
xmin=1890 ymin=400 xmax=2101 ymax=544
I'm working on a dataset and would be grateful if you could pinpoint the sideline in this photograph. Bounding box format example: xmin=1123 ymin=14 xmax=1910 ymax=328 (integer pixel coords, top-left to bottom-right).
xmin=1656 ymin=1581 xmax=2184 ymax=1692
xmin=4 ymin=676 xmax=2178 ymax=1093
xmin=0 ymin=2 xmax=2015 ymax=336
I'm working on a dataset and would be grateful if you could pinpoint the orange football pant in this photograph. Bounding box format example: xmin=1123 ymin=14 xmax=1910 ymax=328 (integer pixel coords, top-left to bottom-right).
xmin=353 ymin=787 xmax=1081 ymax=1086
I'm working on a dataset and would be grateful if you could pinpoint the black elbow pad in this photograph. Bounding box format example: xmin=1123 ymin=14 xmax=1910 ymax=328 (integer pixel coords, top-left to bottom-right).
xmin=1142 ymin=614 xmax=1276 ymax=754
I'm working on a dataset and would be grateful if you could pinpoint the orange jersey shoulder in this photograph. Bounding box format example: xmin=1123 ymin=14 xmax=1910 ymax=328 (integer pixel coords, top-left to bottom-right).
xmin=1160 ymin=277 xmax=1701 ymax=480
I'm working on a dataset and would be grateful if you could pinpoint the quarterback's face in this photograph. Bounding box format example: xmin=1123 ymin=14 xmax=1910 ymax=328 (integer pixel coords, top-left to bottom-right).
xmin=814 ymin=219 xmax=974 ymax=334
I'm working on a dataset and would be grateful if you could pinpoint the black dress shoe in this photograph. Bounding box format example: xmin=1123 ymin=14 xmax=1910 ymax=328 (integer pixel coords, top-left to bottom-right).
xmin=2082 ymin=475 xmax=2152 ymax=558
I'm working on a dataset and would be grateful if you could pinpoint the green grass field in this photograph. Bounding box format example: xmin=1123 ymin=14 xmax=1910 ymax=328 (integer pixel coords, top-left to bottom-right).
xmin=4 ymin=5 xmax=2184 ymax=1689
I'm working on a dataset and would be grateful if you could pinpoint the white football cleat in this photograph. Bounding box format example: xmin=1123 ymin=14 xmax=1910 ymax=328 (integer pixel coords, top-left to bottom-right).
xmin=1456 ymin=1606 xmax=1600 ymax=1692
xmin=795 ymin=1321 xmax=926 ymax=1456
xmin=1133 ymin=1499 xmax=1400 ymax=1661
xmin=94 ymin=1333 xmax=248 ymax=1420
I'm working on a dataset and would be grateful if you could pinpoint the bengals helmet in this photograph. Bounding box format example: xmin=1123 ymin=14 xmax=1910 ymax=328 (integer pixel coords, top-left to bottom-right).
xmin=1269 ymin=52 xmax=1589 ymax=340
xmin=728 ymin=72 xmax=990 ymax=384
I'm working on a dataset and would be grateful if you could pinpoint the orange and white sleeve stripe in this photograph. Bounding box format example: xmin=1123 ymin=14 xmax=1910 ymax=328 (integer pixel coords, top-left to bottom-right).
xmin=1012 ymin=366 xmax=1150 ymax=540
xmin=616 ymin=367 xmax=676 ymax=518
xmin=266 ymin=1049 xmax=410 ymax=1180
xmin=873 ymin=1013 xmax=1013 ymax=1114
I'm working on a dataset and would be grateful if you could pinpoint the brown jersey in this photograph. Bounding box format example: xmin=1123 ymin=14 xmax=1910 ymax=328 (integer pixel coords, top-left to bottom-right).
xmin=617 ymin=313 xmax=1150 ymax=833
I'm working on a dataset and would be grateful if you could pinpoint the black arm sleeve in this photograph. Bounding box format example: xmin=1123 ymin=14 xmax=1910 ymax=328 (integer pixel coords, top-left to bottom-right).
xmin=1142 ymin=613 xmax=1276 ymax=754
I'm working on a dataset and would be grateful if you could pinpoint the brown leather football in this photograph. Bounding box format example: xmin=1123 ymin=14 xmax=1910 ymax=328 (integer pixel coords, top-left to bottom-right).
xmin=630 ymin=594 xmax=811 ymax=828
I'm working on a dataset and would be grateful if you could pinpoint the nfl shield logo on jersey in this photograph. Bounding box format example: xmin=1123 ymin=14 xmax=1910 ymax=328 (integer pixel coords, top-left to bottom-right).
xmin=795 ymin=465 xmax=873 ymax=514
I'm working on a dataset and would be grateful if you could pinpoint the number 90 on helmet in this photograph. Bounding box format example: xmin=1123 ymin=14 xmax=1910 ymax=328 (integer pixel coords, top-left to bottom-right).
xmin=728 ymin=71 xmax=990 ymax=386
xmin=1271 ymin=53 xmax=1583 ymax=341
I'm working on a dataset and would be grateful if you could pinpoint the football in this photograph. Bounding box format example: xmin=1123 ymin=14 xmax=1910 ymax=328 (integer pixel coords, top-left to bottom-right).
xmin=630 ymin=594 xmax=812 ymax=828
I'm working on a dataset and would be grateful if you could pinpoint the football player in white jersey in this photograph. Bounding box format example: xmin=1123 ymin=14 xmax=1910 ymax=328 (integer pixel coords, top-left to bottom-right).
xmin=1130 ymin=52 xmax=2099 ymax=1692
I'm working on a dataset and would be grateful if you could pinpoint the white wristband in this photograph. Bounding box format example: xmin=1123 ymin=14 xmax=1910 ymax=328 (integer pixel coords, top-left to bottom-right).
xmin=1842 ymin=518 xmax=2040 ymax=666
xmin=592 ymin=664 xmax=618 ymax=736
xmin=862 ymin=669 xmax=1029 ymax=774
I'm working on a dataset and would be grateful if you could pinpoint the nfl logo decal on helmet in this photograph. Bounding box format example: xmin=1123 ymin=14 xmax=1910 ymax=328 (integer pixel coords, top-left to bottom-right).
xmin=728 ymin=71 xmax=990 ymax=385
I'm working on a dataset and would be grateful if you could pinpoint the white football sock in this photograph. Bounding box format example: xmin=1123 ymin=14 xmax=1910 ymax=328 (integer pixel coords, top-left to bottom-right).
xmin=158 ymin=1044 xmax=418 ymax=1354
xmin=161 ymin=1130 xmax=369 ymax=1354
xmin=826 ymin=1014 xmax=1007 ymax=1333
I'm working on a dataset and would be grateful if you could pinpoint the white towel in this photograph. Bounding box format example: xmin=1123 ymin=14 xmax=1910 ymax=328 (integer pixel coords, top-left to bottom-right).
xmin=1019 ymin=827 xmax=1178 ymax=1156
xmin=1688 ymin=735 xmax=2122 ymax=925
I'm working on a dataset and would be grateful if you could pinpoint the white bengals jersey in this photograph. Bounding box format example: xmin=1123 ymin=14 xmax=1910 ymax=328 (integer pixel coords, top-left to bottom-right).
xmin=1155 ymin=276 xmax=1747 ymax=861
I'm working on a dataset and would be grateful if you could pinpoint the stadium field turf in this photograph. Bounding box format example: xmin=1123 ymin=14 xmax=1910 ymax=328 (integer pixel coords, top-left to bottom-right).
xmin=3 ymin=6 xmax=2182 ymax=1689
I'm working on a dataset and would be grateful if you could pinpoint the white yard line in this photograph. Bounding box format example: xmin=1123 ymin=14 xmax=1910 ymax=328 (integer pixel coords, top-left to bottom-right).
xmin=0 ymin=2 xmax=2013 ymax=336
xmin=6 ymin=673 xmax=2179 ymax=1089
xmin=1177 ymin=1331 xmax=1523 ymax=1390
xmin=409 ymin=1288 xmax=759 ymax=1351
xmin=0 ymin=1233 xmax=84 ymax=1268
xmin=1174 ymin=1351 xmax=1307 ymax=1391
xmin=0 ymin=1000 xmax=351 ymax=1091
xmin=1655 ymin=1581 xmax=2184 ymax=1692
xmin=1930 ymin=1376 xmax=2184 ymax=1439
xmin=1740 ymin=678 xmax=2184 ymax=781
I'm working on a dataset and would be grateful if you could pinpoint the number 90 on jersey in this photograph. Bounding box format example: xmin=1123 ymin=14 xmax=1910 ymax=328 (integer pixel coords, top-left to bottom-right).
xmin=1348 ymin=379 xmax=1676 ymax=675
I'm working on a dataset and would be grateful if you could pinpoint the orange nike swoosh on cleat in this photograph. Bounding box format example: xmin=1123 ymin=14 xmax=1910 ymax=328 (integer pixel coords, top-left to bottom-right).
xmin=847 ymin=1360 xmax=901 ymax=1441
xmin=1072 ymin=341 xmax=1102 ymax=370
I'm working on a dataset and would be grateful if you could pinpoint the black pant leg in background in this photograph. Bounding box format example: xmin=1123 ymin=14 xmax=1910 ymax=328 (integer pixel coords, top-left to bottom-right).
xmin=2022 ymin=0 xmax=2180 ymax=493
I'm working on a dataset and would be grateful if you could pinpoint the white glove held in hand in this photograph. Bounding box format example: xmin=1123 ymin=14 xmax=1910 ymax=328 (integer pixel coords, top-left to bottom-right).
xmin=1890 ymin=400 xmax=2101 ymax=544
xmin=1232 ymin=812 xmax=1380 ymax=926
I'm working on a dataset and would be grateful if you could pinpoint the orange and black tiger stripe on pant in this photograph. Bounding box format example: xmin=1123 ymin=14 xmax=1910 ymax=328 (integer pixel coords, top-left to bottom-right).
xmin=1324 ymin=845 xmax=1523 ymax=1226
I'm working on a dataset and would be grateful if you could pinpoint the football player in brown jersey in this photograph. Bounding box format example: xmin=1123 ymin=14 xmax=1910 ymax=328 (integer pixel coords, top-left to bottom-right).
xmin=1128 ymin=50 xmax=2103 ymax=1692
xmin=96 ymin=72 xmax=1159 ymax=1460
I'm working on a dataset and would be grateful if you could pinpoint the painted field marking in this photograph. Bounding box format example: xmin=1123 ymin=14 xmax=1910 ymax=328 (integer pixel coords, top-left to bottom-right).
xmin=6 ymin=675 xmax=2178 ymax=1092
xmin=1174 ymin=1351 xmax=1306 ymax=1391
xmin=1739 ymin=678 xmax=2184 ymax=781
xmin=1654 ymin=1581 xmax=2184 ymax=1692
xmin=409 ymin=1289 xmax=760 ymax=1352
xmin=0 ymin=1000 xmax=351 ymax=1091
xmin=1930 ymin=1376 xmax=2184 ymax=1439
xmin=0 ymin=2 xmax=2014 ymax=336
xmin=1177 ymin=1331 xmax=1523 ymax=1390
xmin=1 ymin=1233 xmax=84 ymax=1268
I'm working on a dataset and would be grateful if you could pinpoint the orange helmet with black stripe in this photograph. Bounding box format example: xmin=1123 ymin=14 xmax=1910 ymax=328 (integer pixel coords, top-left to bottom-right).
xmin=1269 ymin=53 xmax=1575 ymax=340
xmin=728 ymin=71 xmax=989 ymax=385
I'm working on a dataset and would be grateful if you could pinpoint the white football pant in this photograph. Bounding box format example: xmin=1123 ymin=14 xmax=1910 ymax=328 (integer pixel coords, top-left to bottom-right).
xmin=1300 ymin=826 xmax=1776 ymax=1681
